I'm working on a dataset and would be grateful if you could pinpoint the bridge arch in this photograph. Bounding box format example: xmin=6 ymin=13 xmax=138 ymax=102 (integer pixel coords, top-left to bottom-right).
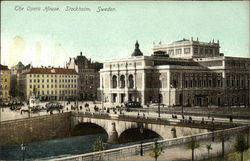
xmin=118 ymin=127 xmax=162 ymax=143
xmin=71 ymin=122 xmax=108 ymax=138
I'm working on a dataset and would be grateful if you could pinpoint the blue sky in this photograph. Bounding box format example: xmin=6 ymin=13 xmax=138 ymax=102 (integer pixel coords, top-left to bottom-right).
xmin=1 ymin=1 xmax=249 ymax=67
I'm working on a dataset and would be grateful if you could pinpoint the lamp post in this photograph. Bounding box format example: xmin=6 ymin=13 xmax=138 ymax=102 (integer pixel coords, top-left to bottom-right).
xmin=140 ymin=126 xmax=144 ymax=156
xmin=158 ymin=75 xmax=162 ymax=118
xmin=21 ymin=143 xmax=26 ymax=161
xmin=102 ymin=84 xmax=104 ymax=110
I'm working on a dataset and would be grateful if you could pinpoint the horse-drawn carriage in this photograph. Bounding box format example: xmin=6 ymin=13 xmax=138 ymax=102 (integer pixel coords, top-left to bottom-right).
xmin=45 ymin=102 xmax=63 ymax=112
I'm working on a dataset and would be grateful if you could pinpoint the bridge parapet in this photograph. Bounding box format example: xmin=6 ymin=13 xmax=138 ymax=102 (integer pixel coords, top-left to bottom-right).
xmin=72 ymin=111 xmax=237 ymax=130
xmin=54 ymin=125 xmax=250 ymax=161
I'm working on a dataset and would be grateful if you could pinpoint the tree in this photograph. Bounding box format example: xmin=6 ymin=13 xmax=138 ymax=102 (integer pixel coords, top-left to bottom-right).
xmin=92 ymin=136 xmax=105 ymax=152
xmin=206 ymin=144 xmax=213 ymax=159
xmin=186 ymin=137 xmax=200 ymax=161
xmin=217 ymin=133 xmax=229 ymax=159
xmin=150 ymin=142 xmax=164 ymax=161
xmin=234 ymin=134 xmax=248 ymax=161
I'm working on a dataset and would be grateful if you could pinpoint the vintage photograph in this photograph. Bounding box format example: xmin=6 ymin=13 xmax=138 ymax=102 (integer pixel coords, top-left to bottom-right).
xmin=0 ymin=1 xmax=249 ymax=161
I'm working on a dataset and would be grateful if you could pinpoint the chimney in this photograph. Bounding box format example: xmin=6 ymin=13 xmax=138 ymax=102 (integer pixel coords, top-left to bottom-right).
xmin=197 ymin=37 xmax=199 ymax=41
xmin=212 ymin=39 xmax=214 ymax=43
xmin=80 ymin=51 xmax=82 ymax=56
xmin=191 ymin=37 xmax=193 ymax=41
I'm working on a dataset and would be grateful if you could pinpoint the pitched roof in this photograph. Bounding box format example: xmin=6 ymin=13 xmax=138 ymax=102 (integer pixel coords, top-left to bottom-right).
xmin=0 ymin=64 xmax=9 ymax=70
xmin=24 ymin=67 xmax=78 ymax=75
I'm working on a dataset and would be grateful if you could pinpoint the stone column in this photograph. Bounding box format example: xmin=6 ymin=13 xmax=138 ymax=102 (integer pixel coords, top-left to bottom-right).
xmin=107 ymin=122 xmax=118 ymax=144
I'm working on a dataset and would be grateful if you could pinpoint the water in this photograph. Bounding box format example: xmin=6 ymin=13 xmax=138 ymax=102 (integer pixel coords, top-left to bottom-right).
xmin=0 ymin=134 xmax=160 ymax=161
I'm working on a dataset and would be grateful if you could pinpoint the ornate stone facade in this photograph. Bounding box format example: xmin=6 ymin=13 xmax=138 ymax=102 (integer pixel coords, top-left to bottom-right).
xmin=66 ymin=52 xmax=102 ymax=100
xmin=100 ymin=41 xmax=250 ymax=107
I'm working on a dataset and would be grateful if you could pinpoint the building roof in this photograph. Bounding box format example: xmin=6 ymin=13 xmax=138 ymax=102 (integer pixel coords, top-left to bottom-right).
xmin=24 ymin=67 xmax=78 ymax=75
xmin=131 ymin=41 xmax=143 ymax=56
xmin=0 ymin=64 xmax=9 ymax=70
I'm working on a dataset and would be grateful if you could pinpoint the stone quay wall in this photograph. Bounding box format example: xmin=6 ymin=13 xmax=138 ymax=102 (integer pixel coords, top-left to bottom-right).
xmin=54 ymin=125 xmax=250 ymax=161
xmin=0 ymin=112 xmax=71 ymax=146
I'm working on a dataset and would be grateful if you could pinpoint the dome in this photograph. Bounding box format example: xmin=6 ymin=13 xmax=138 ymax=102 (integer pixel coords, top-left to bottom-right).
xmin=131 ymin=41 xmax=143 ymax=57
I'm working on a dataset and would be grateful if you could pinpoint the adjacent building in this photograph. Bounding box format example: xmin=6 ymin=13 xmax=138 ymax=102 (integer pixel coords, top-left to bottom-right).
xmin=10 ymin=62 xmax=32 ymax=100
xmin=100 ymin=39 xmax=250 ymax=107
xmin=66 ymin=52 xmax=102 ymax=100
xmin=20 ymin=67 xmax=78 ymax=101
xmin=0 ymin=64 xmax=11 ymax=103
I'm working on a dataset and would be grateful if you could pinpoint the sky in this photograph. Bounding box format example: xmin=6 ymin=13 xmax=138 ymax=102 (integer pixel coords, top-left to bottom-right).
xmin=1 ymin=1 xmax=249 ymax=67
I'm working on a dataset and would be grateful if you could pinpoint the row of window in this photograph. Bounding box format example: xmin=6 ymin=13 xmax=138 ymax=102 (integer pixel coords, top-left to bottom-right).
xmin=0 ymin=91 xmax=8 ymax=96
xmin=226 ymin=79 xmax=250 ymax=88
xmin=29 ymin=74 xmax=77 ymax=78
xmin=170 ymin=78 xmax=223 ymax=89
xmin=0 ymin=78 xmax=8 ymax=82
xmin=111 ymin=75 xmax=134 ymax=88
xmin=30 ymin=90 xmax=77 ymax=95
xmin=29 ymin=79 xmax=76 ymax=83
xmin=30 ymin=84 xmax=77 ymax=89
xmin=0 ymin=85 xmax=8 ymax=89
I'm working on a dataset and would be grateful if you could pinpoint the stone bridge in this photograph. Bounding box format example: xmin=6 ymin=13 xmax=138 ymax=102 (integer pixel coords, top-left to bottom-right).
xmin=71 ymin=112 xmax=233 ymax=144
xmin=0 ymin=112 xmax=236 ymax=146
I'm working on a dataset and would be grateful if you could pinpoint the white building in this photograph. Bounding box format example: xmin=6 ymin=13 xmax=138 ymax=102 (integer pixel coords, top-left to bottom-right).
xmin=99 ymin=39 xmax=250 ymax=107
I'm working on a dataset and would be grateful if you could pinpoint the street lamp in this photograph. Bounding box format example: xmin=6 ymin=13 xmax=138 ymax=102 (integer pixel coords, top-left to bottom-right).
xmin=102 ymin=84 xmax=104 ymax=110
xmin=158 ymin=75 xmax=162 ymax=118
xmin=140 ymin=126 xmax=144 ymax=156
xmin=21 ymin=143 xmax=26 ymax=161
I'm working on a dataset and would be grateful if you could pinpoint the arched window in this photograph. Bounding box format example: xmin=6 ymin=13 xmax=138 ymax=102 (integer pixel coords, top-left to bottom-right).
xmin=120 ymin=75 xmax=125 ymax=88
xmin=128 ymin=75 xmax=134 ymax=88
xmin=112 ymin=75 xmax=117 ymax=88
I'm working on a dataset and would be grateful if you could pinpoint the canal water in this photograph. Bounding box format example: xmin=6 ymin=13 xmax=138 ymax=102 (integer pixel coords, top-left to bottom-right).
xmin=0 ymin=134 xmax=160 ymax=161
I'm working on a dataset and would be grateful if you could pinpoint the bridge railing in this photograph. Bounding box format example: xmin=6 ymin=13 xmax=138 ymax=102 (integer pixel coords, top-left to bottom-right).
xmin=72 ymin=111 xmax=237 ymax=129
xmin=54 ymin=125 xmax=249 ymax=161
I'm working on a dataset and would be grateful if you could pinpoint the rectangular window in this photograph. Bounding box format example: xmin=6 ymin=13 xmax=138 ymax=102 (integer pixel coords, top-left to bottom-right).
xmin=184 ymin=48 xmax=190 ymax=54
xmin=194 ymin=48 xmax=198 ymax=55
xmin=168 ymin=50 xmax=174 ymax=55
xmin=200 ymin=48 xmax=203 ymax=55
xmin=217 ymin=80 xmax=221 ymax=87
xmin=30 ymin=80 xmax=32 ymax=83
xmin=175 ymin=49 xmax=182 ymax=55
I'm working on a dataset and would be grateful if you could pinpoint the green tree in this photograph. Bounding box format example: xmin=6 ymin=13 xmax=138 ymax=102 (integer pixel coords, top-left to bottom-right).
xmin=92 ymin=136 xmax=105 ymax=152
xmin=186 ymin=137 xmax=200 ymax=161
xmin=150 ymin=142 xmax=164 ymax=161
xmin=217 ymin=133 xmax=229 ymax=159
xmin=234 ymin=134 xmax=248 ymax=161
xmin=206 ymin=144 xmax=213 ymax=159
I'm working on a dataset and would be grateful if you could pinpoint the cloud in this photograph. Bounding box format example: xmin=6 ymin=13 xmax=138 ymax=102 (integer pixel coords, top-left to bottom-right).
xmin=8 ymin=36 xmax=26 ymax=65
